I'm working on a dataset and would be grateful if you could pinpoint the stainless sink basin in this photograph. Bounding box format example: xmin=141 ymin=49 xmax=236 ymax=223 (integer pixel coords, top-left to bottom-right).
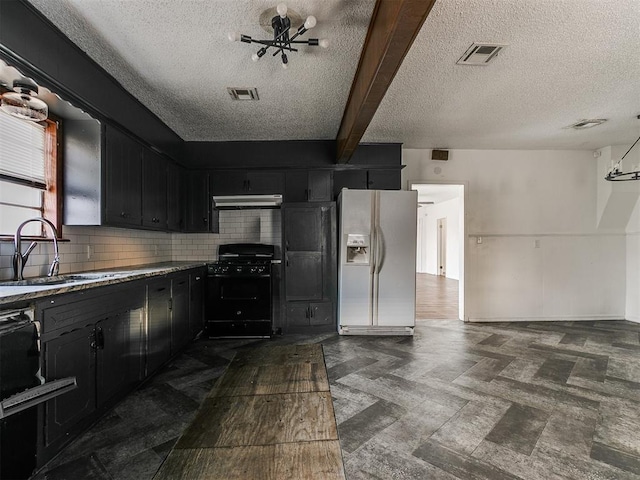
xmin=0 ymin=273 xmax=122 ymax=287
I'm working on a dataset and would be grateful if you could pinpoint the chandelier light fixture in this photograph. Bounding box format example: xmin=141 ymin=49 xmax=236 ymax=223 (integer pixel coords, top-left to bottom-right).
xmin=605 ymin=115 xmax=640 ymax=181
xmin=0 ymin=77 xmax=48 ymax=122
xmin=228 ymin=3 xmax=328 ymax=69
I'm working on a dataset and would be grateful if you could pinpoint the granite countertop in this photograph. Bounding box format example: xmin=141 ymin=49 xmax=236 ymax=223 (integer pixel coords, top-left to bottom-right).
xmin=0 ymin=261 xmax=207 ymax=306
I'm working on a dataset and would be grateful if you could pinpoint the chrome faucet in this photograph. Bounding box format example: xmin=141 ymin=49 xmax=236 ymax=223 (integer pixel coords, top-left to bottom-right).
xmin=13 ymin=217 xmax=60 ymax=281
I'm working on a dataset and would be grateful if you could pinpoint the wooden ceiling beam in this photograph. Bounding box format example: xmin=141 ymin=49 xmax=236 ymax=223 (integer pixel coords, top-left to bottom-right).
xmin=335 ymin=0 xmax=437 ymax=163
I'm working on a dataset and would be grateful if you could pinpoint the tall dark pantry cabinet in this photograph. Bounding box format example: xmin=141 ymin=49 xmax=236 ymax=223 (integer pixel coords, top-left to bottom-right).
xmin=282 ymin=203 xmax=337 ymax=332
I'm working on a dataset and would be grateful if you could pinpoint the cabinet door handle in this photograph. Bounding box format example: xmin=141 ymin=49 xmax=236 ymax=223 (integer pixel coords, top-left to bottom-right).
xmin=310 ymin=307 xmax=314 ymax=318
xmin=195 ymin=276 xmax=201 ymax=281
xmin=95 ymin=326 xmax=105 ymax=349
xmin=168 ymin=299 xmax=173 ymax=311
xmin=203 ymin=217 xmax=208 ymax=223
xmin=247 ymin=180 xmax=251 ymax=191
xmin=120 ymin=212 xmax=127 ymax=218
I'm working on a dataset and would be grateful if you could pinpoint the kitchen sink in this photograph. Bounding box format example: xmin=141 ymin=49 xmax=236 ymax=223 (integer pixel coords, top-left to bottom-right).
xmin=0 ymin=273 xmax=123 ymax=287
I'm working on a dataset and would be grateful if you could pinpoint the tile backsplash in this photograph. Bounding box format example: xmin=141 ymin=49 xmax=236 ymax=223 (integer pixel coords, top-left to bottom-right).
xmin=0 ymin=209 xmax=282 ymax=280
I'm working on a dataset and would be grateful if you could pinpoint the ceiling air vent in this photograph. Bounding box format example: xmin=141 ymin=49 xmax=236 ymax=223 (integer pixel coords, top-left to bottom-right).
xmin=565 ymin=119 xmax=607 ymax=129
xmin=456 ymin=43 xmax=507 ymax=65
xmin=227 ymin=87 xmax=259 ymax=100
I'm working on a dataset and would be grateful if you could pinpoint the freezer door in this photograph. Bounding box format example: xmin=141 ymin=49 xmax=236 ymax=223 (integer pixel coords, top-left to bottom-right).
xmin=374 ymin=190 xmax=417 ymax=327
xmin=338 ymin=190 xmax=374 ymax=327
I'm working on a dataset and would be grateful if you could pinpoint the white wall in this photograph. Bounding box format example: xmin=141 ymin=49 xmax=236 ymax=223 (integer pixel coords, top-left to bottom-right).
xmin=404 ymin=149 xmax=627 ymax=322
xmin=621 ymin=145 xmax=640 ymax=322
xmin=417 ymin=197 xmax=461 ymax=280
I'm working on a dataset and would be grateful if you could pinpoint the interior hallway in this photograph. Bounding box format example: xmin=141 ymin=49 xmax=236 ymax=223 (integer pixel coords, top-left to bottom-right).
xmin=416 ymin=273 xmax=459 ymax=320
xmin=33 ymin=319 xmax=640 ymax=480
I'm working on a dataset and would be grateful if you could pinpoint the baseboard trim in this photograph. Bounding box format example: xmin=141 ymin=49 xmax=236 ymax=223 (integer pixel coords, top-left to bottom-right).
xmin=625 ymin=316 xmax=640 ymax=324
xmin=467 ymin=315 xmax=623 ymax=323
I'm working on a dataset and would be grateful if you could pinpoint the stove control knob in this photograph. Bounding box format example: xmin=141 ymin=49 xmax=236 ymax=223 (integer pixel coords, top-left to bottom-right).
xmin=236 ymin=266 xmax=243 ymax=273
xmin=250 ymin=267 xmax=257 ymax=273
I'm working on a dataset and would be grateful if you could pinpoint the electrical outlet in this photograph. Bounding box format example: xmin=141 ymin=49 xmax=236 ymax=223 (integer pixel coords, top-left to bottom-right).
xmin=154 ymin=245 xmax=159 ymax=256
xmin=86 ymin=245 xmax=93 ymax=260
xmin=477 ymin=236 xmax=482 ymax=244
xmin=534 ymin=239 xmax=540 ymax=249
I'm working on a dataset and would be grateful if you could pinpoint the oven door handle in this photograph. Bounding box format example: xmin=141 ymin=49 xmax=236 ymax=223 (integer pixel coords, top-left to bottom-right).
xmin=221 ymin=296 xmax=260 ymax=301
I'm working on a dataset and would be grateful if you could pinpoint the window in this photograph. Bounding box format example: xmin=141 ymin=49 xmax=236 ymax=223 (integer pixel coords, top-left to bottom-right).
xmin=0 ymin=111 xmax=62 ymax=237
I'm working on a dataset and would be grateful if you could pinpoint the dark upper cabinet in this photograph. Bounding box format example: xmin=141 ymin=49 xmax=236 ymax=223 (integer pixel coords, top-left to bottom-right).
xmin=333 ymin=170 xmax=367 ymax=198
xmin=167 ymin=162 xmax=185 ymax=231
xmin=210 ymin=170 xmax=283 ymax=195
xmin=185 ymin=170 xmax=211 ymax=232
xmin=308 ymin=171 xmax=332 ymax=201
xmin=104 ymin=125 xmax=143 ymax=227
xmin=333 ymin=168 xmax=401 ymax=198
xmin=142 ymin=148 xmax=168 ymax=229
xmin=210 ymin=170 xmax=246 ymax=195
xmin=285 ymin=170 xmax=332 ymax=202
xmin=367 ymin=169 xmax=401 ymax=190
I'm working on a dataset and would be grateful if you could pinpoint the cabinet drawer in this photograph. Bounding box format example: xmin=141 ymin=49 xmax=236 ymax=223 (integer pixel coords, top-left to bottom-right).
xmin=37 ymin=285 xmax=144 ymax=334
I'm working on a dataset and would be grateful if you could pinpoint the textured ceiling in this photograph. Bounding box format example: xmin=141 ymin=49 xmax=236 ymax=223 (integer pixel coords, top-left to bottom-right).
xmin=26 ymin=0 xmax=640 ymax=150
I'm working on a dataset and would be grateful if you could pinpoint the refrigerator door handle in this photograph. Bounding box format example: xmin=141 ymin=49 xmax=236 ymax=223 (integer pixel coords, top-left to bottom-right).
xmin=376 ymin=225 xmax=385 ymax=274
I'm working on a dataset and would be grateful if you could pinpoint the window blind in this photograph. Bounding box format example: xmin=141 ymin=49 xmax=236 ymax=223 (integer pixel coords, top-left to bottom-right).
xmin=0 ymin=112 xmax=46 ymax=187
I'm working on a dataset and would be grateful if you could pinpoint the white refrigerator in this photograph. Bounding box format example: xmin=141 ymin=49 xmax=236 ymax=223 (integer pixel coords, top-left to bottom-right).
xmin=337 ymin=189 xmax=417 ymax=335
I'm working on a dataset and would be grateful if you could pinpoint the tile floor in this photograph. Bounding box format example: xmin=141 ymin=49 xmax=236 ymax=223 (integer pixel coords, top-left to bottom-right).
xmin=34 ymin=319 xmax=640 ymax=479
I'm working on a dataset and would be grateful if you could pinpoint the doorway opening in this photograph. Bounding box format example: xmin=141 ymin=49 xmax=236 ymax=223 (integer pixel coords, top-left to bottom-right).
xmin=411 ymin=183 xmax=464 ymax=320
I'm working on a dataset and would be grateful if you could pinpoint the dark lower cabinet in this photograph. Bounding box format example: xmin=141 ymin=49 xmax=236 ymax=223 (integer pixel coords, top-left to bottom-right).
xmin=147 ymin=279 xmax=172 ymax=375
xmin=40 ymin=287 xmax=145 ymax=460
xmin=37 ymin=267 xmax=203 ymax=467
xmin=96 ymin=308 xmax=144 ymax=407
xmin=286 ymin=301 xmax=333 ymax=327
xmin=43 ymin=325 xmax=96 ymax=448
xmin=189 ymin=271 xmax=205 ymax=337
xmin=171 ymin=275 xmax=190 ymax=355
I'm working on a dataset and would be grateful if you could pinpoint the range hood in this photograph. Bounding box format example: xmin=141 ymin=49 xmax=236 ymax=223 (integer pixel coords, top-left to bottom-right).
xmin=212 ymin=194 xmax=283 ymax=209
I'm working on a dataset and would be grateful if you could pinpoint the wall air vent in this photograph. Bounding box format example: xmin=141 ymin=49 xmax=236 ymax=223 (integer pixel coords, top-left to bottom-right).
xmin=565 ymin=119 xmax=608 ymax=129
xmin=456 ymin=43 xmax=507 ymax=65
xmin=227 ymin=87 xmax=259 ymax=100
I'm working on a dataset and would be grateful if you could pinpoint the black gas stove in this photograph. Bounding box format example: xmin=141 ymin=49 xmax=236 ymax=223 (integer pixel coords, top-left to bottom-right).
xmin=205 ymin=244 xmax=275 ymax=338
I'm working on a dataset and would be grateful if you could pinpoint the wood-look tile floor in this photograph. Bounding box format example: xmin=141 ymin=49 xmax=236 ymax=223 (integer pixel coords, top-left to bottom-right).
xmin=154 ymin=344 xmax=345 ymax=479
xmin=33 ymin=319 xmax=640 ymax=480
xmin=416 ymin=273 xmax=459 ymax=319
